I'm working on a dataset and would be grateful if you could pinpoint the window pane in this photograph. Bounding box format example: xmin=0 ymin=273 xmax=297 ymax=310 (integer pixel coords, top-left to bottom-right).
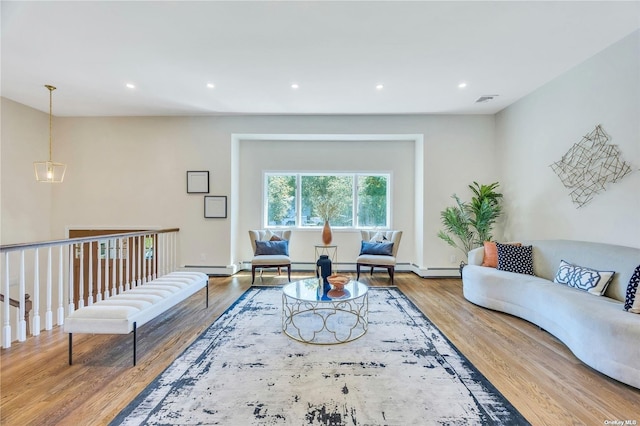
xmin=266 ymin=175 xmax=296 ymax=226
xmin=357 ymin=175 xmax=388 ymax=227
xmin=301 ymin=175 xmax=353 ymax=227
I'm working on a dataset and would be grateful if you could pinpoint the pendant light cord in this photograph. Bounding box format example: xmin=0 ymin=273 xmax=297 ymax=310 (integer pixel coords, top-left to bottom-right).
xmin=45 ymin=85 xmax=56 ymax=162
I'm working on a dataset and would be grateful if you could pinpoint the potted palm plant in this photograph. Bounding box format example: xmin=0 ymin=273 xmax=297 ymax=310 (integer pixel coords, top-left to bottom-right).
xmin=438 ymin=182 xmax=503 ymax=273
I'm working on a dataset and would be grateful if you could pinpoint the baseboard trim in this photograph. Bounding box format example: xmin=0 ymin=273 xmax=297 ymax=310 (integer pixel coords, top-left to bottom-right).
xmin=200 ymin=262 xmax=461 ymax=279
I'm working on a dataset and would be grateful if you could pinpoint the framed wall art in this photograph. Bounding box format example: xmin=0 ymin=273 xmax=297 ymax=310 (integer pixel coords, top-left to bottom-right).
xmin=187 ymin=171 xmax=210 ymax=194
xmin=204 ymin=196 xmax=227 ymax=218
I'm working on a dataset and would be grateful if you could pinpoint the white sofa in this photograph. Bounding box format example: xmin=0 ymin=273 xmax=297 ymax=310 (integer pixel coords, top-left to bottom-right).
xmin=462 ymin=239 xmax=640 ymax=389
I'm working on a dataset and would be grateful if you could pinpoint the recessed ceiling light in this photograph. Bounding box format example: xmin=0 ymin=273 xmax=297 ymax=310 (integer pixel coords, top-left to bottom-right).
xmin=291 ymin=83 xmax=299 ymax=89
xmin=125 ymin=83 xmax=136 ymax=89
xmin=376 ymin=84 xmax=384 ymax=90
xmin=458 ymin=82 xmax=467 ymax=89
xmin=207 ymin=83 xmax=215 ymax=89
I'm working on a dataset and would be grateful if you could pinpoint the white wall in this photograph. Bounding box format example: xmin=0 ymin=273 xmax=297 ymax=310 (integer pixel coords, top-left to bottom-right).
xmin=237 ymin=137 xmax=416 ymax=268
xmin=496 ymin=30 xmax=640 ymax=248
xmin=1 ymin=98 xmax=53 ymax=244
xmin=1 ymin=110 xmax=497 ymax=274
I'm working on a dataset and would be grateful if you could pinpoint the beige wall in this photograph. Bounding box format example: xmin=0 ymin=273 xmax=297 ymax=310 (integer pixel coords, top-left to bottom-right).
xmin=1 ymin=98 xmax=53 ymax=244
xmin=496 ymin=30 xmax=639 ymax=248
xmin=1 ymin=109 xmax=498 ymax=275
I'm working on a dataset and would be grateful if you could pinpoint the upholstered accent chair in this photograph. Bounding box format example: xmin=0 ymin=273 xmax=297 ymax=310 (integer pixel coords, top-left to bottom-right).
xmin=356 ymin=230 xmax=402 ymax=284
xmin=249 ymin=230 xmax=292 ymax=284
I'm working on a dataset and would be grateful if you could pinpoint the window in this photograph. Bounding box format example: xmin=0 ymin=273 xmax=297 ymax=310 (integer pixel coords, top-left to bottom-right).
xmin=265 ymin=173 xmax=389 ymax=228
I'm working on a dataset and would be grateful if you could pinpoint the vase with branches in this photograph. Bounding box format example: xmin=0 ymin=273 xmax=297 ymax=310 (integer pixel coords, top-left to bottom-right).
xmin=437 ymin=181 xmax=503 ymax=257
xmin=314 ymin=195 xmax=343 ymax=245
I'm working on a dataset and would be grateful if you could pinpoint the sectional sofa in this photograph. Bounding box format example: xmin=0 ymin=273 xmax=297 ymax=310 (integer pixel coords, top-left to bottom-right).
xmin=462 ymin=239 xmax=640 ymax=389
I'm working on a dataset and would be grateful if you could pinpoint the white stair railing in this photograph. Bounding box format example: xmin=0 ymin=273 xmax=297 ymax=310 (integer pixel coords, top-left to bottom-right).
xmin=0 ymin=228 xmax=180 ymax=348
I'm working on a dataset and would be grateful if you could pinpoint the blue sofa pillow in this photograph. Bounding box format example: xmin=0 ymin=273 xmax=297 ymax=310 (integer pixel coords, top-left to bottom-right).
xmin=360 ymin=241 xmax=394 ymax=256
xmin=255 ymin=240 xmax=289 ymax=256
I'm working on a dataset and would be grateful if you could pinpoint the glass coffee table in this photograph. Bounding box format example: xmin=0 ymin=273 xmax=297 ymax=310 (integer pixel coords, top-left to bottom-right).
xmin=282 ymin=278 xmax=368 ymax=344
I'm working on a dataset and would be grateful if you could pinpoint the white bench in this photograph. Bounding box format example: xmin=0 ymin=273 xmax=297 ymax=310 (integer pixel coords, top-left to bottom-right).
xmin=64 ymin=271 xmax=208 ymax=366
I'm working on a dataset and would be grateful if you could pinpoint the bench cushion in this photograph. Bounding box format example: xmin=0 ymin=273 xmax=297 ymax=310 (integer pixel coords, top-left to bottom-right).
xmin=64 ymin=271 xmax=207 ymax=335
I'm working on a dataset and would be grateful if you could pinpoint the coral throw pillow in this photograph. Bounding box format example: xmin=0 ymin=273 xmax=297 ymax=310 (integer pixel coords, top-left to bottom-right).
xmin=482 ymin=241 xmax=521 ymax=268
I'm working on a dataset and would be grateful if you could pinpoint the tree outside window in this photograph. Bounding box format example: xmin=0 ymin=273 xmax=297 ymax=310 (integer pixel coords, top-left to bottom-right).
xmin=265 ymin=173 xmax=389 ymax=228
xmin=266 ymin=175 xmax=296 ymax=226
xmin=357 ymin=175 xmax=388 ymax=227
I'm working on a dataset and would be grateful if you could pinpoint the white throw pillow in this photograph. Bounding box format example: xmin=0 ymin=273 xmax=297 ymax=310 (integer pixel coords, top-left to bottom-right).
xmin=261 ymin=230 xmax=274 ymax=241
xmin=553 ymin=260 xmax=615 ymax=296
xmin=369 ymin=232 xmax=387 ymax=243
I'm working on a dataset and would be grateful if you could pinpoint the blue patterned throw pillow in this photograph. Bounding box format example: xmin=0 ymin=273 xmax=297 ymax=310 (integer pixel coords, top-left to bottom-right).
xmin=360 ymin=241 xmax=394 ymax=256
xmin=496 ymin=243 xmax=534 ymax=275
xmin=553 ymin=260 xmax=614 ymax=296
xmin=624 ymin=265 xmax=640 ymax=313
xmin=254 ymin=240 xmax=289 ymax=256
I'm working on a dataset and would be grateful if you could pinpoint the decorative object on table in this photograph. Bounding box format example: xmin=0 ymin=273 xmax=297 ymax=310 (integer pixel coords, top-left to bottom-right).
xmin=313 ymin=192 xmax=344 ymax=245
xmin=437 ymin=181 xmax=503 ymax=256
xmin=111 ymin=287 xmax=529 ymax=425
xmin=34 ymin=85 xmax=66 ymax=183
xmin=321 ymin=220 xmax=332 ymax=245
xmin=327 ymin=274 xmax=349 ymax=298
xmin=186 ymin=171 xmax=209 ymax=193
xmin=550 ymin=125 xmax=633 ymax=208
xmin=204 ymin=195 xmax=227 ymax=218
xmin=316 ymin=254 xmax=332 ymax=281
xmin=327 ymin=274 xmax=348 ymax=288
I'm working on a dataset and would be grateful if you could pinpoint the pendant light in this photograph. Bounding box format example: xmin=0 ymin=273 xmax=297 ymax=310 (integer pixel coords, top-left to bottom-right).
xmin=34 ymin=85 xmax=66 ymax=183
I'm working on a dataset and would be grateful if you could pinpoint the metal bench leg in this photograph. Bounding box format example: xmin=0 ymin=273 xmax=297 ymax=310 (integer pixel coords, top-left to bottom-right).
xmin=133 ymin=322 xmax=137 ymax=366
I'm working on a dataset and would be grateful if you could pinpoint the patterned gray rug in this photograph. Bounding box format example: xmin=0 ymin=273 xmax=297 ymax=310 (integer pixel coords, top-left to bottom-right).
xmin=111 ymin=286 xmax=529 ymax=425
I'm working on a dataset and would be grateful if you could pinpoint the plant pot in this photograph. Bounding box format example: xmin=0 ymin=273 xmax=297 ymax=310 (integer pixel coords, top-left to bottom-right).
xmin=459 ymin=261 xmax=467 ymax=277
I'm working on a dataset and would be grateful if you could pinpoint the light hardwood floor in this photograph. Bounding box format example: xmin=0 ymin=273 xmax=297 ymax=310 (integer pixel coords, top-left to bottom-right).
xmin=1 ymin=272 xmax=638 ymax=425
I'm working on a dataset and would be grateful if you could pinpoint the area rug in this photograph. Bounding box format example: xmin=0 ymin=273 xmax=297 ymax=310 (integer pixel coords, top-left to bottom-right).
xmin=111 ymin=286 xmax=529 ymax=425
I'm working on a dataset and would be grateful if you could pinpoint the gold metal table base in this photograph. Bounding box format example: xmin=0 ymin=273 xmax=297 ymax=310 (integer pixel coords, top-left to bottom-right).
xmin=282 ymin=288 xmax=368 ymax=345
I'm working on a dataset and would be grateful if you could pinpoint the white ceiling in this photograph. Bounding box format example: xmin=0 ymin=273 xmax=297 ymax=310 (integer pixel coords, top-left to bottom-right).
xmin=2 ymin=1 xmax=639 ymax=117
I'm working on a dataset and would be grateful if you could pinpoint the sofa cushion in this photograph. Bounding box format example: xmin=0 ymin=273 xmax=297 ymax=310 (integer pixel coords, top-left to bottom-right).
xmin=360 ymin=241 xmax=394 ymax=256
xmin=553 ymin=260 xmax=615 ymax=296
xmin=624 ymin=265 xmax=640 ymax=313
xmin=254 ymin=240 xmax=289 ymax=256
xmin=496 ymin=243 xmax=534 ymax=275
xmin=482 ymin=241 xmax=522 ymax=267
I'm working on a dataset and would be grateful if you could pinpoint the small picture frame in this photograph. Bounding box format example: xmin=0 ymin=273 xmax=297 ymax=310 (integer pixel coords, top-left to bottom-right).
xmin=204 ymin=196 xmax=227 ymax=218
xmin=187 ymin=171 xmax=209 ymax=194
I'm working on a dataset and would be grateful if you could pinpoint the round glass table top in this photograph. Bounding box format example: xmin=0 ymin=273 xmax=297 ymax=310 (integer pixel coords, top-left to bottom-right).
xmin=282 ymin=277 xmax=368 ymax=302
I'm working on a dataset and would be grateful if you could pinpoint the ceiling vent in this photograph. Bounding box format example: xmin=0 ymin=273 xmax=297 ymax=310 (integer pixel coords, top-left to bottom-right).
xmin=475 ymin=95 xmax=499 ymax=103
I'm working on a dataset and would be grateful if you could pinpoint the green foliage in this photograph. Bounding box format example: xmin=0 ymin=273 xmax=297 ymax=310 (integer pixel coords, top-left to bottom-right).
xmin=357 ymin=176 xmax=387 ymax=227
xmin=438 ymin=182 xmax=503 ymax=255
xmin=302 ymin=175 xmax=353 ymax=226
xmin=267 ymin=175 xmax=296 ymax=224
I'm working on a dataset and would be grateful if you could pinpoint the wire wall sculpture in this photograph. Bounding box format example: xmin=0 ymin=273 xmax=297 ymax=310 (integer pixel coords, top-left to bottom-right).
xmin=550 ymin=125 xmax=633 ymax=208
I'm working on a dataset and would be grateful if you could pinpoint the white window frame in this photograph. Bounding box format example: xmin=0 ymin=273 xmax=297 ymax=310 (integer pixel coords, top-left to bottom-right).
xmin=263 ymin=172 xmax=391 ymax=229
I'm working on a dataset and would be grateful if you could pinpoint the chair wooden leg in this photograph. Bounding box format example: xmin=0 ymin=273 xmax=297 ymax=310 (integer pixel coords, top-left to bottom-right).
xmin=370 ymin=266 xmax=374 ymax=276
xmin=388 ymin=266 xmax=395 ymax=285
xmin=356 ymin=264 xmax=361 ymax=281
xmin=251 ymin=266 xmax=256 ymax=284
xmin=287 ymin=265 xmax=291 ymax=282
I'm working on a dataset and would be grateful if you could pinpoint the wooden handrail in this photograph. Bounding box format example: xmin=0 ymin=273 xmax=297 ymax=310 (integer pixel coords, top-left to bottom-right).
xmin=0 ymin=294 xmax=32 ymax=336
xmin=0 ymin=228 xmax=180 ymax=253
